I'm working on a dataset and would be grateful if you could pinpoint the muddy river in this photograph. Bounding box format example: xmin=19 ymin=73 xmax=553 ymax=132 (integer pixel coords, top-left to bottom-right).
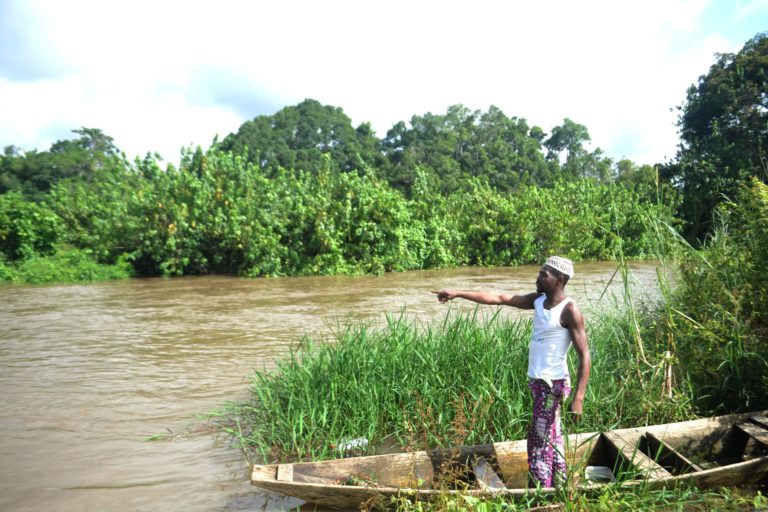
xmin=0 ymin=261 xmax=662 ymax=511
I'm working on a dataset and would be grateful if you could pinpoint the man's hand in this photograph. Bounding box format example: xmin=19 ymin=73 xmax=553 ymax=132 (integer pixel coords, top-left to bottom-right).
xmin=431 ymin=290 xmax=456 ymax=303
xmin=568 ymin=396 xmax=584 ymax=417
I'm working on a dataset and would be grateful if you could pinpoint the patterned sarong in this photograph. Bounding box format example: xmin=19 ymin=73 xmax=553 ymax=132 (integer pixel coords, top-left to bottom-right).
xmin=527 ymin=377 xmax=571 ymax=487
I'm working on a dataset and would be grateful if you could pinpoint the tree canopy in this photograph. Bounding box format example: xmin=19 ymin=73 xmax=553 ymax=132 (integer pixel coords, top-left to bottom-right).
xmin=217 ymin=98 xmax=383 ymax=175
xmin=216 ymin=100 xmax=615 ymax=196
xmin=4 ymin=31 xmax=767 ymax=275
xmin=1 ymin=128 xmax=124 ymax=201
xmin=667 ymin=32 xmax=768 ymax=239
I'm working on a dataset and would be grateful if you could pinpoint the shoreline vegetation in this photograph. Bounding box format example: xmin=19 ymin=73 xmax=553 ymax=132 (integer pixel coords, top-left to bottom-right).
xmin=0 ymin=151 xmax=676 ymax=286
xmin=3 ymin=34 xmax=765 ymax=287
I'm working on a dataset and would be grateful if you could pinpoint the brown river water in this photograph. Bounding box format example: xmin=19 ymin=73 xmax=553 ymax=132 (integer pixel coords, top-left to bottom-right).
xmin=0 ymin=261 xmax=662 ymax=511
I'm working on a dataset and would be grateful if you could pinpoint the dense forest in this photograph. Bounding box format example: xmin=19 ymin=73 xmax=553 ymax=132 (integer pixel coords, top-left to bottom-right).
xmin=1 ymin=33 xmax=766 ymax=284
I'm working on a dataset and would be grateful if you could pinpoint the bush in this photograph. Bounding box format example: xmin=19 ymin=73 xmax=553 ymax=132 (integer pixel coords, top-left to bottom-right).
xmin=648 ymin=179 xmax=768 ymax=414
xmin=4 ymin=248 xmax=133 ymax=285
xmin=0 ymin=192 xmax=60 ymax=261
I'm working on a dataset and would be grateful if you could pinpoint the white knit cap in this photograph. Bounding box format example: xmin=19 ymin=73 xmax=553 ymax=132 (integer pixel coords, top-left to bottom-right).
xmin=545 ymin=256 xmax=574 ymax=278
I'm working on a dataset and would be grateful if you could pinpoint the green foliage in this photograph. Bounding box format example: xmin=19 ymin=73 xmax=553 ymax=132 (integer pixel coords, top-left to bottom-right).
xmin=0 ymin=247 xmax=132 ymax=285
xmin=134 ymin=149 xmax=287 ymax=276
xmin=544 ymin=118 xmax=612 ymax=181
xmin=223 ymin=296 xmax=696 ymax=464
xmin=0 ymin=192 xmax=60 ymax=260
xmin=387 ymin=485 xmax=765 ymax=511
xmin=219 ymin=99 xmax=559 ymax=196
xmin=218 ymin=99 xmax=383 ymax=175
xmin=46 ymin=164 xmax=144 ymax=265
xmin=381 ymin=105 xmax=556 ymax=194
xmin=2 ymin=142 xmax=680 ymax=280
xmin=229 ymin=312 xmax=531 ymax=461
xmin=0 ymin=254 xmax=15 ymax=282
xmin=452 ymin=178 xmax=678 ymax=266
xmin=1 ymin=128 xmax=125 ymax=201
xmin=0 ymin=99 xmax=684 ymax=282
xmin=646 ymin=179 xmax=768 ymax=414
xmin=668 ymin=32 xmax=768 ymax=240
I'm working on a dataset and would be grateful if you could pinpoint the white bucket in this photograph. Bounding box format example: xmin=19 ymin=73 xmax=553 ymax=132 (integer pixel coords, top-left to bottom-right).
xmin=584 ymin=465 xmax=616 ymax=483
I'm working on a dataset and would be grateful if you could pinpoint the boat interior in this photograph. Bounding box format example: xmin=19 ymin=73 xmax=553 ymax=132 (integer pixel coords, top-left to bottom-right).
xmin=252 ymin=413 xmax=768 ymax=491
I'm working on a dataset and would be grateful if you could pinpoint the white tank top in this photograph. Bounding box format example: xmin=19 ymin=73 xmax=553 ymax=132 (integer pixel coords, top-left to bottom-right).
xmin=527 ymin=294 xmax=572 ymax=380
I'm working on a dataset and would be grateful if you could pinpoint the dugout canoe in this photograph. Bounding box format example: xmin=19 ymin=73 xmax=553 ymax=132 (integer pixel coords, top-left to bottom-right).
xmin=250 ymin=411 xmax=768 ymax=509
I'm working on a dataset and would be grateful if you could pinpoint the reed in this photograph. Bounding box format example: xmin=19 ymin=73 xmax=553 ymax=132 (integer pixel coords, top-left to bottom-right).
xmin=226 ymin=310 xmax=531 ymax=462
xmin=628 ymin=179 xmax=768 ymax=416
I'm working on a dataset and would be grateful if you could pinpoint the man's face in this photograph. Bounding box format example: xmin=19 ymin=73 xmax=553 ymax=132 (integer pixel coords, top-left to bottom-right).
xmin=536 ymin=265 xmax=558 ymax=294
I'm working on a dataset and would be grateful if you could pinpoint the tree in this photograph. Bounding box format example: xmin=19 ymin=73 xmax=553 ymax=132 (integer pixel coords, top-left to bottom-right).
xmin=218 ymin=99 xmax=382 ymax=175
xmin=47 ymin=127 xmax=123 ymax=182
xmin=544 ymin=118 xmax=611 ymax=181
xmin=381 ymin=104 xmax=552 ymax=194
xmin=381 ymin=108 xmax=466 ymax=194
xmin=0 ymin=146 xmax=25 ymax=195
xmin=469 ymin=106 xmax=551 ymax=189
xmin=545 ymin=118 xmax=591 ymax=162
xmin=671 ymin=32 xmax=768 ymax=240
xmin=0 ymin=128 xmax=124 ymax=200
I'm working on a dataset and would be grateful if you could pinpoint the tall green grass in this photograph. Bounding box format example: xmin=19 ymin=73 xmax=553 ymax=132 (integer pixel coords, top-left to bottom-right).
xmin=384 ymin=484 xmax=766 ymax=511
xmin=638 ymin=178 xmax=768 ymax=415
xmin=227 ymin=310 xmax=532 ymax=462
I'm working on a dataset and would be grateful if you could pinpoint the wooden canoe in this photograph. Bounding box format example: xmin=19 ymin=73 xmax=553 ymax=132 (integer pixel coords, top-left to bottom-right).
xmin=251 ymin=411 xmax=768 ymax=509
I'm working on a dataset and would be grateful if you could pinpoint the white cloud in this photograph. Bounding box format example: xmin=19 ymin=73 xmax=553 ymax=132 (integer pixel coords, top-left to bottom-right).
xmin=0 ymin=0 xmax=763 ymax=165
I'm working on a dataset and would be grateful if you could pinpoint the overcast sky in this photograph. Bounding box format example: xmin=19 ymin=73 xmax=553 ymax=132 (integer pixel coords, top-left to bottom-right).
xmin=1 ymin=0 xmax=766 ymax=166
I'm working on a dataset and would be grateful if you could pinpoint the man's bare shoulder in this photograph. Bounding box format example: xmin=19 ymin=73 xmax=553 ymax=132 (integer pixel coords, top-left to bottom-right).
xmin=564 ymin=298 xmax=582 ymax=312
xmin=562 ymin=299 xmax=585 ymax=324
xmin=506 ymin=292 xmax=540 ymax=309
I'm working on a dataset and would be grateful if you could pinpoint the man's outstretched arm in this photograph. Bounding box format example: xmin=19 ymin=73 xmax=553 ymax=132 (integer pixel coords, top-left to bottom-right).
xmin=432 ymin=290 xmax=538 ymax=309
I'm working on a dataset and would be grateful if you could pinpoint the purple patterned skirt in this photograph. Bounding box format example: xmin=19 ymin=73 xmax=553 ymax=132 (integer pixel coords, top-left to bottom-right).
xmin=527 ymin=377 xmax=571 ymax=487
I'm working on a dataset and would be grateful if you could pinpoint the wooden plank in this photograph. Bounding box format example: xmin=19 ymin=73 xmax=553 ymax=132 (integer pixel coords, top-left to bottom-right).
xmin=750 ymin=415 xmax=768 ymax=430
xmin=603 ymin=431 xmax=671 ymax=480
xmin=250 ymin=464 xmax=277 ymax=482
xmin=294 ymin=451 xmax=434 ymax=488
xmin=292 ymin=472 xmax=336 ymax=484
xmin=277 ymin=464 xmax=294 ymax=482
xmin=471 ymin=457 xmax=505 ymax=491
xmin=645 ymin=432 xmax=702 ymax=473
xmin=493 ymin=439 xmax=529 ymax=488
xmin=738 ymin=422 xmax=768 ymax=446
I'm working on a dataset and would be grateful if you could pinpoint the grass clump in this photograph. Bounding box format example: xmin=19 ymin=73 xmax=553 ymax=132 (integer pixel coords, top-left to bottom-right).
xmin=226 ymin=310 xmax=534 ymax=462
xmin=0 ymin=247 xmax=133 ymax=285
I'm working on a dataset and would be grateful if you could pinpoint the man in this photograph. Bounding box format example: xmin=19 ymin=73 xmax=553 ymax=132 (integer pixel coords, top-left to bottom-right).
xmin=432 ymin=256 xmax=590 ymax=487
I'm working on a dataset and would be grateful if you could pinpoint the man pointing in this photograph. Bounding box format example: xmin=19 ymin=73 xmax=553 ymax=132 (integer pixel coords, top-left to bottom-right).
xmin=432 ymin=256 xmax=591 ymax=487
